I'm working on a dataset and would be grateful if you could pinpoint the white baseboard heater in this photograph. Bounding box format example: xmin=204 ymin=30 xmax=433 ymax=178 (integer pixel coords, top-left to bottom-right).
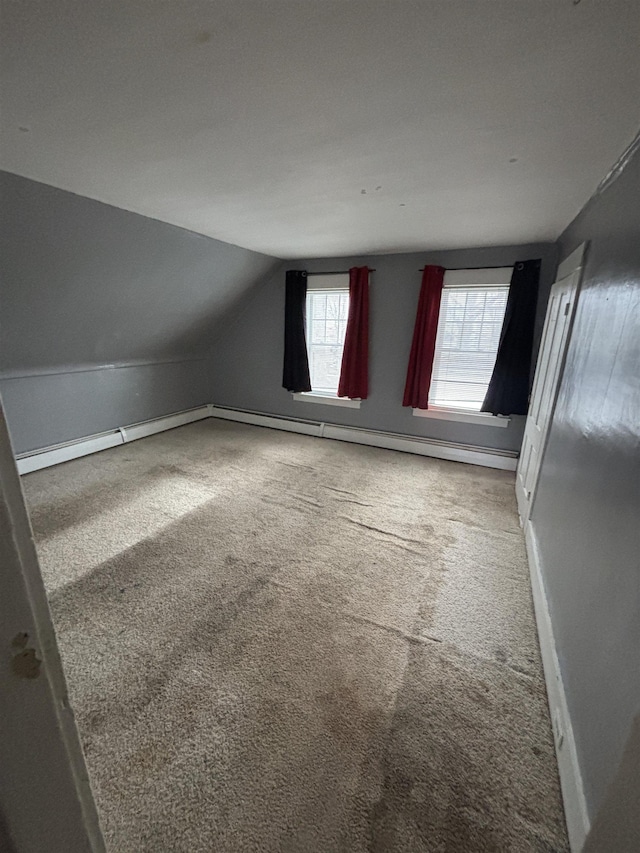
xmin=209 ymin=406 xmax=518 ymax=470
xmin=15 ymin=406 xmax=211 ymax=475
xmin=16 ymin=403 xmax=518 ymax=475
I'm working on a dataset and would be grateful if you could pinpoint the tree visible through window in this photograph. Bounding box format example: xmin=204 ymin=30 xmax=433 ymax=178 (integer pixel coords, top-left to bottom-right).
xmin=430 ymin=285 xmax=509 ymax=410
xmin=306 ymin=288 xmax=350 ymax=395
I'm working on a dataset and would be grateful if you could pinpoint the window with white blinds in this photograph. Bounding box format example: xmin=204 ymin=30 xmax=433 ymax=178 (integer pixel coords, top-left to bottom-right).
xmin=429 ymin=270 xmax=510 ymax=411
xmin=305 ymin=275 xmax=349 ymax=395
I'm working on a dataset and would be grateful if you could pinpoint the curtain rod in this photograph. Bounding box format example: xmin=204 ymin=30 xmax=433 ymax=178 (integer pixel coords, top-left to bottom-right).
xmin=418 ymin=265 xmax=511 ymax=272
xmin=307 ymin=269 xmax=375 ymax=276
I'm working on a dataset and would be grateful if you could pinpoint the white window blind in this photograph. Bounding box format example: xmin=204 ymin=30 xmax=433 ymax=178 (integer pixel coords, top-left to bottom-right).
xmin=429 ymin=280 xmax=509 ymax=411
xmin=306 ymin=279 xmax=349 ymax=395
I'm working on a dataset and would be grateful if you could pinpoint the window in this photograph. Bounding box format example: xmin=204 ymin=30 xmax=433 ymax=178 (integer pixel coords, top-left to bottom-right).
xmin=429 ymin=268 xmax=510 ymax=412
xmin=305 ymin=275 xmax=349 ymax=396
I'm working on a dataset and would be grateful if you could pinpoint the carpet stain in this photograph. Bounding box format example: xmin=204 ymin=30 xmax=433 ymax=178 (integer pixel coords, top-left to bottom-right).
xmin=368 ymin=644 xmax=568 ymax=853
xmin=12 ymin=646 xmax=42 ymax=679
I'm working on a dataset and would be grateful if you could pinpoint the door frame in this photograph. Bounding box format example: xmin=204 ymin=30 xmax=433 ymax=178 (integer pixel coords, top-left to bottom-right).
xmin=0 ymin=397 xmax=106 ymax=852
xmin=517 ymin=243 xmax=587 ymax=523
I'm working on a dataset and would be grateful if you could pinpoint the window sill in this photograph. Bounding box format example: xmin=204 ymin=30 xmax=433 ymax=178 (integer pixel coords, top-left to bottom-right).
xmin=413 ymin=407 xmax=510 ymax=428
xmin=293 ymin=392 xmax=361 ymax=409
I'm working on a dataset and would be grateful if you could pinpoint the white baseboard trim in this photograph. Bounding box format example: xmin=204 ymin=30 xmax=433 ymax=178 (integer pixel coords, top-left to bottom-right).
xmin=16 ymin=406 xmax=210 ymax=474
xmin=16 ymin=431 xmax=124 ymax=474
xmin=119 ymin=406 xmax=210 ymax=443
xmin=209 ymin=405 xmax=518 ymax=471
xmin=208 ymin=405 xmax=323 ymax=438
xmin=16 ymin=403 xmax=518 ymax=475
xmin=324 ymin=423 xmax=516 ymax=469
xmin=524 ymin=519 xmax=590 ymax=852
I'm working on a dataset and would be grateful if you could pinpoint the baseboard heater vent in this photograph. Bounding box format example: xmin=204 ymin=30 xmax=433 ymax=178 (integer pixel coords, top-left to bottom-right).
xmin=16 ymin=406 xmax=210 ymax=474
xmin=207 ymin=404 xmax=323 ymax=436
xmin=15 ymin=403 xmax=517 ymax=475
xmin=209 ymin=405 xmax=518 ymax=471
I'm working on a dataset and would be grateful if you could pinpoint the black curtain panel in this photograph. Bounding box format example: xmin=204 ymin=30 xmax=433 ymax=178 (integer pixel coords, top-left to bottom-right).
xmin=481 ymin=258 xmax=541 ymax=416
xmin=282 ymin=270 xmax=311 ymax=393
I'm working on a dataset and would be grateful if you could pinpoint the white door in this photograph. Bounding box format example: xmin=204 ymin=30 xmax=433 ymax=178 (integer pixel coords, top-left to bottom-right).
xmin=516 ymin=247 xmax=584 ymax=523
xmin=0 ymin=398 xmax=106 ymax=852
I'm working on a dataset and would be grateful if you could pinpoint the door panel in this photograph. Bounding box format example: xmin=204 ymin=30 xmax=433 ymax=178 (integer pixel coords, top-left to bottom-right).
xmin=0 ymin=399 xmax=106 ymax=852
xmin=516 ymin=271 xmax=579 ymax=523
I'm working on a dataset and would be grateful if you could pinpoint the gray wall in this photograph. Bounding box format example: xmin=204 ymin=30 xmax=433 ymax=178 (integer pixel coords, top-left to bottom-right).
xmin=0 ymin=171 xmax=279 ymax=453
xmin=209 ymin=244 xmax=558 ymax=452
xmin=530 ymin=146 xmax=640 ymax=817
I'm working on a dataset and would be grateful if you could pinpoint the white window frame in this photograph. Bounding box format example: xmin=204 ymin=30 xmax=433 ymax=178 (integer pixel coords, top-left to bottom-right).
xmin=413 ymin=267 xmax=512 ymax=427
xmin=293 ymin=274 xmax=361 ymax=408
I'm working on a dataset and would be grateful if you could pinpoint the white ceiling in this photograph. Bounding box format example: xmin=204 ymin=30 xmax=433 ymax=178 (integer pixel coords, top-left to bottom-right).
xmin=2 ymin=0 xmax=639 ymax=259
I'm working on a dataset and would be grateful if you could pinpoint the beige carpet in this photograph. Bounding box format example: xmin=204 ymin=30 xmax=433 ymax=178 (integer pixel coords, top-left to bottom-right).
xmin=23 ymin=419 xmax=568 ymax=852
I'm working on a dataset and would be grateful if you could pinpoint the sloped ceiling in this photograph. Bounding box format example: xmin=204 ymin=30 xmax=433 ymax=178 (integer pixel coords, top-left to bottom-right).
xmin=0 ymin=171 xmax=279 ymax=371
xmin=2 ymin=0 xmax=640 ymax=258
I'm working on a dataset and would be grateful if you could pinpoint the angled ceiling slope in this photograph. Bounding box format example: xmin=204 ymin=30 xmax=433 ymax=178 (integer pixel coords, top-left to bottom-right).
xmin=2 ymin=0 xmax=640 ymax=258
xmin=0 ymin=172 xmax=280 ymax=371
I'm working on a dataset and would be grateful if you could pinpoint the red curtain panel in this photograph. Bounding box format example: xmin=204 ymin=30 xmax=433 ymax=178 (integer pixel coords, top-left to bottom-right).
xmin=402 ymin=265 xmax=446 ymax=409
xmin=338 ymin=266 xmax=370 ymax=399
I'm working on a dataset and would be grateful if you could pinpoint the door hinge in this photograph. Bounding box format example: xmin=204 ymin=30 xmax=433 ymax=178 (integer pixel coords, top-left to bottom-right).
xmin=564 ymin=302 xmax=571 ymax=316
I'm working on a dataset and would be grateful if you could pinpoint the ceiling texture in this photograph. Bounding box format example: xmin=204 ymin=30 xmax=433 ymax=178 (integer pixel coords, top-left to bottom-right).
xmin=2 ymin=0 xmax=639 ymax=258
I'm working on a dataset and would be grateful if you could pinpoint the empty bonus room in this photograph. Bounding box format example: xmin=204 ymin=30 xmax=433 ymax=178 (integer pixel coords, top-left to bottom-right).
xmin=1 ymin=3 xmax=639 ymax=853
